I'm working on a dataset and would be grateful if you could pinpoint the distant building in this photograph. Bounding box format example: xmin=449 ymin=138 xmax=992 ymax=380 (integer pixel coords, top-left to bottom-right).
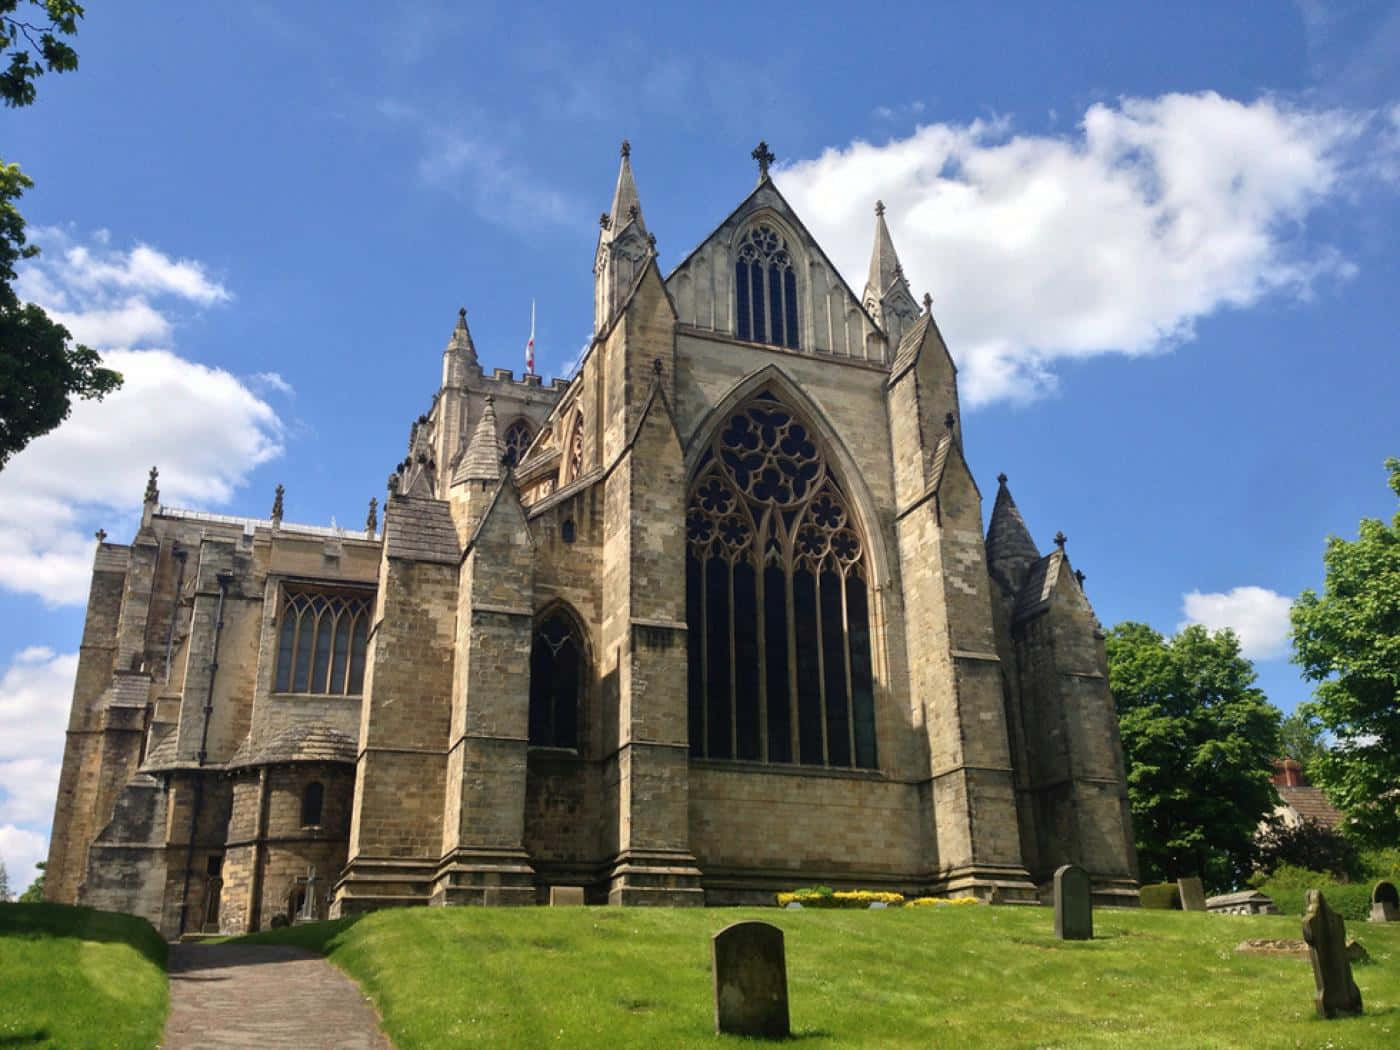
xmin=1271 ymin=758 xmax=1344 ymax=830
xmin=45 ymin=143 xmax=1139 ymax=936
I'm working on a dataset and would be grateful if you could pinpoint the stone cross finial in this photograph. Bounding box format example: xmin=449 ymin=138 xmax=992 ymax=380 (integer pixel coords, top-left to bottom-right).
xmin=1054 ymin=530 xmax=1067 ymax=550
xmin=874 ymin=199 xmax=885 ymax=217
xmin=458 ymin=306 xmax=466 ymax=322
xmin=1074 ymin=569 xmax=1087 ymax=588
xmin=271 ymin=484 xmax=284 ymax=523
xmin=599 ymin=212 xmax=611 ymax=230
xmin=752 ymin=140 xmax=775 ymax=179
xmin=997 ymin=472 xmax=1008 ymax=485
xmin=144 ymin=466 xmax=159 ymax=505
xmin=923 ymin=292 xmax=933 ymax=314
xmin=620 ymin=138 xmax=630 ymax=159
xmin=95 ymin=528 xmax=107 ymax=543
xmin=366 ymin=497 xmax=378 ymax=534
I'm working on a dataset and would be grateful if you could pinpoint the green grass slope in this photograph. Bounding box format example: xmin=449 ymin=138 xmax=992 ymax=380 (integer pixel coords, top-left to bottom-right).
xmin=235 ymin=903 xmax=1400 ymax=1049
xmin=0 ymin=902 xmax=168 ymax=1049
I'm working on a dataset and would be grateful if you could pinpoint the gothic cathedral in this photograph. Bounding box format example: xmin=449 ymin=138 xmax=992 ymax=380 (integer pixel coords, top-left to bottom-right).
xmin=45 ymin=143 xmax=1138 ymax=936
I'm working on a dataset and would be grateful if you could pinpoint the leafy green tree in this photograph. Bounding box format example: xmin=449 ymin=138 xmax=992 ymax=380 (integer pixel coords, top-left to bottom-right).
xmin=1254 ymin=818 xmax=1361 ymax=882
xmin=1 ymin=2 xmax=121 ymax=468
xmin=0 ymin=857 xmax=9 ymax=901
xmin=1279 ymin=707 xmax=1329 ymax=778
xmin=1106 ymin=622 xmax=1282 ymax=891
xmin=18 ymin=861 xmax=45 ymax=902
xmin=1291 ymin=458 xmax=1400 ymax=847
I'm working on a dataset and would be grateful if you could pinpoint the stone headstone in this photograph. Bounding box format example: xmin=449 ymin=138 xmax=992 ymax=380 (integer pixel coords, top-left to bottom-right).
xmin=1177 ymin=876 xmax=1207 ymax=912
xmin=712 ymin=921 xmax=790 ymax=1039
xmin=1053 ymin=864 xmax=1092 ymax=940
xmin=1370 ymin=880 xmax=1398 ymax=923
xmin=1302 ymin=889 xmax=1363 ymax=1019
xmin=549 ymin=885 xmax=586 ymax=906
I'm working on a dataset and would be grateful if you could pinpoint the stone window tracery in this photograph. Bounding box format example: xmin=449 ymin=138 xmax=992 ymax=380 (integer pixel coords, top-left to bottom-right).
xmin=686 ymin=392 xmax=876 ymax=768
xmin=735 ymin=223 xmax=800 ymax=350
xmin=274 ymin=589 xmax=372 ymax=695
xmin=502 ymin=418 xmax=533 ymax=468
xmin=528 ymin=610 xmax=583 ymax=749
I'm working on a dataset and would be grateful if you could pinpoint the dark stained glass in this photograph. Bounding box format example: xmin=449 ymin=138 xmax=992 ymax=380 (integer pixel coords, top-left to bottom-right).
xmin=750 ymin=263 xmax=767 ymax=344
xmin=784 ymin=270 xmax=800 ymax=349
xmin=793 ymin=568 xmax=824 ymax=764
xmin=763 ymin=564 xmax=791 ymax=763
xmin=705 ymin=556 xmax=731 ymax=759
xmin=301 ymin=782 xmax=324 ymax=827
xmin=528 ymin=611 xmax=581 ymax=749
xmin=848 ymin=579 xmax=877 ymax=769
xmin=768 ymin=264 xmax=785 ymax=348
xmin=687 ymin=554 xmax=705 ymax=758
xmin=735 ymin=261 xmax=751 ymax=341
xmin=820 ymin=569 xmax=851 ymax=767
xmin=733 ymin=562 xmax=760 ymax=760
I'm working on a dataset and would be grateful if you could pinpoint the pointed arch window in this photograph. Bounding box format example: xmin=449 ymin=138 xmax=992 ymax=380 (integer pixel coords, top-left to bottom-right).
xmin=502 ymin=418 xmax=534 ymax=468
xmin=735 ymin=224 xmax=800 ymax=351
xmin=274 ymin=589 xmax=372 ymax=695
xmin=686 ymin=392 xmax=876 ymax=768
xmin=529 ymin=610 xmax=583 ymax=749
xmin=301 ymin=781 xmax=324 ymax=827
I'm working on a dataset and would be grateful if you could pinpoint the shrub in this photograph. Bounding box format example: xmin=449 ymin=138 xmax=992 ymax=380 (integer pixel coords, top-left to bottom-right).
xmin=1255 ymin=819 xmax=1361 ymax=881
xmin=1263 ymin=883 xmax=1372 ymax=921
xmin=1139 ymin=883 xmax=1180 ymax=909
xmin=775 ymin=887 xmax=904 ymax=908
xmin=907 ymin=896 xmax=980 ymax=908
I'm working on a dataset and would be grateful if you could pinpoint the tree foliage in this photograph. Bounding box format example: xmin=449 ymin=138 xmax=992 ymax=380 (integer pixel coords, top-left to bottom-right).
xmin=1106 ymin=621 xmax=1282 ymax=891
xmin=1279 ymin=707 xmax=1329 ymax=778
xmin=18 ymin=861 xmax=45 ymax=902
xmin=0 ymin=857 xmax=9 ymax=900
xmin=0 ymin=3 xmax=121 ymax=468
xmin=1291 ymin=458 xmax=1400 ymax=847
xmin=1254 ymin=818 xmax=1361 ymax=882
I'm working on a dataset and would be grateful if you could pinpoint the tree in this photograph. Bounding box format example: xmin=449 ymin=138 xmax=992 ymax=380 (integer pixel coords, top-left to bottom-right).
xmin=18 ymin=861 xmax=45 ymax=902
xmin=1254 ymin=818 xmax=1361 ymax=882
xmin=1106 ymin=622 xmax=1282 ymax=891
xmin=0 ymin=2 xmax=121 ymax=469
xmin=1279 ymin=707 xmax=1329 ymax=778
xmin=1291 ymin=458 xmax=1400 ymax=847
xmin=0 ymin=857 xmax=9 ymax=901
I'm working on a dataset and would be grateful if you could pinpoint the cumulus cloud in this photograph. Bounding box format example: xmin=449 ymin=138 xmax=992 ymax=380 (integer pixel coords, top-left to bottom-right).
xmin=0 ymin=646 xmax=76 ymax=883
xmin=0 ymin=230 xmax=284 ymax=604
xmin=778 ymin=92 xmax=1381 ymax=405
xmin=1179 ymin=585 xmax=1295 ymax=661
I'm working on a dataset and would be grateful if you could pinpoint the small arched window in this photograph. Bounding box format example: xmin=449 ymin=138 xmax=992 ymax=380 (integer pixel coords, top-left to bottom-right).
xmin=502 ymin=418 xmax=533 ymax=468
xmin=528 ymin=610 xmax=583 ymax=749
xmin=274 ymin=589 xmax=372 ymax=695
xmin=735 ymin=223 xmax=800 ymax=350
xmin=301 ymin=781 xmax=324 ymax=827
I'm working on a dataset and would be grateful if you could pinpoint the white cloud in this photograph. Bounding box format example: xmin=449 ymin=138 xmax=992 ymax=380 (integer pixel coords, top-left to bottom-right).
xmin=0 ymin=825 xmax=49 ymax=896
xmin=1179 ymin=586 xmax=1295 ymax=661
xmin=778 ymin=92 xmax=1380 ymax=405
xmin=1 ymin=230 xmax=283 ymax=605
xmin=250 ymin=371 xmax=294 ymax=397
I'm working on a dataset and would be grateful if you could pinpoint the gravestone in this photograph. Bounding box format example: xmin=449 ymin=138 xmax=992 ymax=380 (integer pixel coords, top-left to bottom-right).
xmin=1177 ymin=876 xmax=1207 ymax=912
xmin=549 ymin=885 xmax=586 ymax=906
xmin=712 ymin=921 xmax=790 ymax=1038
xmin=1053 ymin=864 xmax=1092 ymax=940
xmin=1302 ymin=889 xmax=1363 ymax=1019
xmin=1370 ymin=881 xmax=1398 ymax=923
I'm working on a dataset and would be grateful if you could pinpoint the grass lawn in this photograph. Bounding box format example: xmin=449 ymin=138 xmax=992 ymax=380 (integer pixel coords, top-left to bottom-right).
xmin=232 ymin=902 xmax=1400 ymax=1049
xmin=0 ymin=902 xmax=168 ymax=1049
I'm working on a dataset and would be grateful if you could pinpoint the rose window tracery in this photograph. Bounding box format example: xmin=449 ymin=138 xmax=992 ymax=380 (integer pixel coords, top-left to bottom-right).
xmin=686 ymin=392 xmax=876 ymax=769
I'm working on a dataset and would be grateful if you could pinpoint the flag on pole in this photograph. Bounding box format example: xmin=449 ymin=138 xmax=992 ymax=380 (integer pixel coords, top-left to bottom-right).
xmin=525 ymin=299 xmax=536 ymax=375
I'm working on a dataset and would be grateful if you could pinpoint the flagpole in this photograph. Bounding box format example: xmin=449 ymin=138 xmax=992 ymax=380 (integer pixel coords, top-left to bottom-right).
xmin=526 ymin=299 xmax=536 ymax=375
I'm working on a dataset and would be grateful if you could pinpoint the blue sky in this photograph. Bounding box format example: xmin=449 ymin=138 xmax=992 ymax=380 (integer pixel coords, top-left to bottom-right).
xmin=1 ymin=1 xmax=1397 ymax=886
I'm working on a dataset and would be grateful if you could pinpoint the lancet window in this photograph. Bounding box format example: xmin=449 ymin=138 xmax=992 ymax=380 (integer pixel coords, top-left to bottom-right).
xmin=273 ymin=589 xmax=372 ymax=695
xmin=301 ymin=782 xmax=324 ymax=827
xmin=502 ymin=418 xmax=534 ymax=468
xmin=685 ymin=392 xmax=876 ymax=768
xmin=735 ymin=223 xmax=800 ymax=350
xmin=528 ymin=610 xmax=583 ymax=749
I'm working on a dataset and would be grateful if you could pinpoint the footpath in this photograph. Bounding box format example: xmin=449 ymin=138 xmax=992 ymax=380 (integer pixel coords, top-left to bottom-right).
xmin=163 ymin=942 xmax=392 ymax=1049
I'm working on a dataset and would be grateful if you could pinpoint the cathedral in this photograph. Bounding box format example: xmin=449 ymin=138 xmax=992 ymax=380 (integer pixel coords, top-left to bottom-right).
xmin=45 ymin=143 xmax=1139 ymax=936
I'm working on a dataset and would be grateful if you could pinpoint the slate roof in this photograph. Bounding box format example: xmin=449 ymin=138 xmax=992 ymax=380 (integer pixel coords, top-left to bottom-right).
xmin=453 ymin=396 xmax=502 ymax=484
xmin=384 ymin=495 xmax=459 ymax=564
xmin=227 ymin=725 xmax=358 ymax=768
xmin=986 ymin=479 xmax=1041 ymax=596
xmin=1276 ymin=785 xmax=1344 ymax=829
xmin=140 ymin=724 xmax=179 ymax=771
xmin=1013 ymin=551 xmax=1063 ymax=623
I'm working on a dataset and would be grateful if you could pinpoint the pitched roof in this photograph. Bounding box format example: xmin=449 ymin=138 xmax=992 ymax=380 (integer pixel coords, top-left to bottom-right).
xmin=384 ymin=494 xmax=460 ymax=564
xmin=986 ymin=476 xmax=1041 ymax=596
xmin=1013 ymin=550 xmax=1063 ymax=622
xmin=453 ymin=396 xmax=502 ymax=484
xmin=227 ymin=725 xmax=358 ymax=768
xmin=1276 ymin=785 xmax=1345 ymax=829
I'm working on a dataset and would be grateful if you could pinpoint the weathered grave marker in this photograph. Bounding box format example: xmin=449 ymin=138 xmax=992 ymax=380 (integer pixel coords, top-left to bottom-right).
xmin=549 ymin=885 xmax=586 ymax=906
xmin=712 ymin=920 xmax=790 ymax=1038
xmin=1053 ymin=864 xmax=1092 ymax=940
xmin=1177 ymin=875 xmax=1207 ymax=912
xmin=1370 ymin=880 xmax=1398 ymax=923
xmin=1302 ymin=889 xmax=1363 ymax=1019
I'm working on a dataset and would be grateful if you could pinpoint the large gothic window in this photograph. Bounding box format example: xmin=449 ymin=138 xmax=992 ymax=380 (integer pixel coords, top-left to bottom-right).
xmin=735 ymin=224 xmax=800 ymax=350
xmin=274 ymin=590 xmax=372 ymax=695
xmin=686 ymin=393 xmax=877 ymax=768
xmin=528 ymin=610 xmax=582 ymax=748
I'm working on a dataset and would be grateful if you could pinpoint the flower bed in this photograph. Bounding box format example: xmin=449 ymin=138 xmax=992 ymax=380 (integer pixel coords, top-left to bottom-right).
xmin=776 ymin=887 xmax=982 ymax=908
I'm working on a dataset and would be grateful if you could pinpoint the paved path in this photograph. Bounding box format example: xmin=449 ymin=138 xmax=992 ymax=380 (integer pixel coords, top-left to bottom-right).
xmin=164 ymin=942 xmax=393 ymax=1049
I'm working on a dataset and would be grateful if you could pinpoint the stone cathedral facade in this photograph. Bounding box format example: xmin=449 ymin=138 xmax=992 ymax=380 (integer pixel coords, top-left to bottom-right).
xmin=45 ymin=144 xmax=1138 ymax=936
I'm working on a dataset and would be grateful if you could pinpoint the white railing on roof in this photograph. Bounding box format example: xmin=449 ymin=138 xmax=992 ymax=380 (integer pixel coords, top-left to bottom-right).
xmin=157 ymin=506 xmax=377 ymax=540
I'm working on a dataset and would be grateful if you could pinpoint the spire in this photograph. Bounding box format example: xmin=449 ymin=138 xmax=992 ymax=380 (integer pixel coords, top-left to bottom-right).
xmin=607 ymin=139 xmax=646 ymax=236
xmin=143 ymin=466 xmax=159 ymax=505
xmin=443 ymin=306 xmax=479 ymax=386
xmin=986 ymin=473 xmax=1041 ymax=597
xmin=454 ymin=395 xmax=503 ymax=484
xmin=365 ymin=497 xmax=378 ymax=537
xmin=865 ymin=199 xmax=906 ymax=303
xmin=271 ymin=484 xmax=284 ymax=526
